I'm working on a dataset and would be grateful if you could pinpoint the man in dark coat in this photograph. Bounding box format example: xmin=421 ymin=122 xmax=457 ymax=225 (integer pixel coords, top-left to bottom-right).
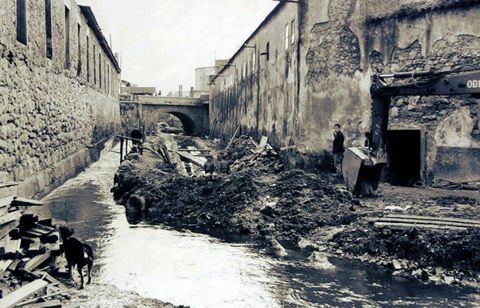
xmin=332 ymin=124 xmax=345 ymax=173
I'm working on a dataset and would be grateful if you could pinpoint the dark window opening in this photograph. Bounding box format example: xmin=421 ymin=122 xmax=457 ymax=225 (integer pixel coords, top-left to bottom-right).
xmin=86 ymin=37 xmax=90 ymax=82
xmin=16 ymin=0 xmax=27 ymax=45
xmin=386 ymin=130 xmax=422 ymax=186
xmin=77 ymin=24 xmax=81 ymax=76
xmin=45 ymin=0 xmax=52 ymax=58
xmin=266 ymin=42 xmax=270 ymax=62
xmin=99 ymin=53 xmax=102 ymax=89
xmin=64 ymin=6 xmax=71 ymax=69
xmin=93 ymin=45 xmax=96 ymax=84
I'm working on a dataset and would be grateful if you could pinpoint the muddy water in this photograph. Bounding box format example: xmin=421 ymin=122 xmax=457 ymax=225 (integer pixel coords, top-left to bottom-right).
xmin=35 ymin=143 xmax=478 ymax=307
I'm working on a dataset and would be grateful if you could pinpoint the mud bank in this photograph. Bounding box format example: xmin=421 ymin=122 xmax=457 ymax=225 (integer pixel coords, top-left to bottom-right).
xmin=111 ymin=135 xmax=480 ymax=287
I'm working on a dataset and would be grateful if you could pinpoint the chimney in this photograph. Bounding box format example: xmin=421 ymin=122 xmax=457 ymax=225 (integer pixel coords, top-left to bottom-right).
xmin=190 ymin=87 xmax=194 ymax=97
xmin=179 ymin=85 xmax=183 ymax=97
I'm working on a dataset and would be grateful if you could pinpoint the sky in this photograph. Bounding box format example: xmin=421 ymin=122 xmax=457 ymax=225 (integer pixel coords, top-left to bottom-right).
xmin=77 ymin=0 xmax=277 ymax=93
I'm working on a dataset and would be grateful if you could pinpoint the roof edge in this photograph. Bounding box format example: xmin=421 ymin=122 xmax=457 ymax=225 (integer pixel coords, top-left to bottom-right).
xmin=212 ymin=2 xmax=287 ymax=82
xmin=79 ymin=5 xmax=121 ymax=73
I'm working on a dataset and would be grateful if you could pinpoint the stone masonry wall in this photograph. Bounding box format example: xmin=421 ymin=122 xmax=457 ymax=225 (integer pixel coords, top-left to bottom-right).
xmin=0 ymin=0 xmax=121 ymax=197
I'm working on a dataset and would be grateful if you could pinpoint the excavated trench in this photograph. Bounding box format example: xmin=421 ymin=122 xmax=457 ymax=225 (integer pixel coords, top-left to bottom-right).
xmin=33 ymin=141 xmax=478 ymax=307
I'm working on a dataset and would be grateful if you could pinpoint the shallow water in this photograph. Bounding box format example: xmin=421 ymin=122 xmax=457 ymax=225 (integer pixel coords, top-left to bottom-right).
xmin=35 ymin=143 xmax=479 ymax=307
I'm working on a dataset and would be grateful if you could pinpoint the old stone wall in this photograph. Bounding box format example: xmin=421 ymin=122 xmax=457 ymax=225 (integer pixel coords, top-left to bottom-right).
xmin=0 ymin=0 xmax=121 ymax=197
xmin=211 ymin=0 xmax=480 ymax=182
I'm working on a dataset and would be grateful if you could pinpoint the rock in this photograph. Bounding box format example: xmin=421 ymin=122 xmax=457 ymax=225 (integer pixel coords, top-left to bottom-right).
xmin=308 ymin=251 xmax=335 ymax=270
xmin=392 ymin=259 xmax=402 ymax=270
xmin=297 ymin=237 xmax=317 ymax=252
xmin=126 ymin=194 xmax=147 ymax=214
xmin=265 ymin=238 xmax=287 ymax=258
xmin=443 ymin=276 xmax=455 ymax=285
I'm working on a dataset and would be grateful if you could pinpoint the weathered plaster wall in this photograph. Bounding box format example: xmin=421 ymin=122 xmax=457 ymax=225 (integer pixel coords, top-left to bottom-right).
xmin=356 ymin=2 xmax=480 ymax=182
xmin=210 ymin=3 xmax=299 ymax=147
xmin=211 ymin=0 xmax=479 ymax=181
xmin=0 ymin=0 xmax=121 ymax=197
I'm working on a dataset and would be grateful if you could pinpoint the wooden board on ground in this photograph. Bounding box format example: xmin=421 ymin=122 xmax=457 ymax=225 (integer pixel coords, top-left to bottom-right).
xmin=24 ymin=251 xmax=52 ymax=272
xmin=385 ymin=215 xmax=480 ymax=226
xmin=178 ymin=152 xmax=207 ymax=168
xmin=372 ymin=214 xmax=480 ymax=231
xmin=256 ymin=136 xmax=268 ymax=152
xmin=35 ymin=272 xmax=69 ymax=293
xmin=373 ymin=218 xmax=479 ymax=229
xmin=0 ymin=220 xmax=18 ymax=240
xmin=12 ymin=197 xmax=44 ymax=207
xmin=0 ymin=279 xmax=48 ymax=307
xmin=373 ymin=221 xmax=468 ymax=231
xmin=0 ymin=196 xmax=14 ymax=215
xmin=28 ymin=300 xmax=62 ymax=308
xmin=4 ymin=237 xmax=21 ymax=253
xmin=0 ymin=259 xmax=13 ymax=274
xmin=0 ymin=211 xmax=22 ymax=226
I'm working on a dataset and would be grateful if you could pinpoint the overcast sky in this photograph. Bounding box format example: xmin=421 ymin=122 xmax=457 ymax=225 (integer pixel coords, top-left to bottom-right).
xmin=77 ymin=0 xmax=277 ymax=93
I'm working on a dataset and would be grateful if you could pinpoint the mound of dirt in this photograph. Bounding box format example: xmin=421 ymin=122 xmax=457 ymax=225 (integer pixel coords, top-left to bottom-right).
xmin=112 ymin=156 xmax=357 ymax=247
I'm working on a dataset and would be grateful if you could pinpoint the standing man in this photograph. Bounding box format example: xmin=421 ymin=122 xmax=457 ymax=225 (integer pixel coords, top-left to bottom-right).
xmin=332 ymin=124 xmax=345 ymax=173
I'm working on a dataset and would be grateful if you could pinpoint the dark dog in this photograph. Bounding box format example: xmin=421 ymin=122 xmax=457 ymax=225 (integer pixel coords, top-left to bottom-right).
xmin=59 ymin=226 xmax=94 ymax=289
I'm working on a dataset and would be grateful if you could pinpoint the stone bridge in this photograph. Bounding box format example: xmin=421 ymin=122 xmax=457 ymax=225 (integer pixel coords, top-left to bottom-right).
xmin=120 ymin=96 xmax=209 ymax=136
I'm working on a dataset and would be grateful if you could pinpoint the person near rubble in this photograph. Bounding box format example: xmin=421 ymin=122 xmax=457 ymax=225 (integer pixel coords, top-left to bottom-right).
xmin=217 ymin=153 xmax=231 ymax=174
xmin=204 ymin=155 xmax=215 ymax=175
xmin=332 ymin=124 xmax=345 ymax=173
xmin=364 ymin=131 xmax=373 ymax=150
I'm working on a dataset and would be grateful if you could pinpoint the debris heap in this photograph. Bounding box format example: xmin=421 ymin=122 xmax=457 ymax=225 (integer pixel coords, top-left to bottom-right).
xmin=0 ymin=197 xmax=70 ymax=307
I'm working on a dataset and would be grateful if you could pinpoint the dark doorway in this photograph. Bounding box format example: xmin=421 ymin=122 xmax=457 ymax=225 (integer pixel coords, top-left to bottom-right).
xmin=386 ymin=130 xmax=422 ymax=186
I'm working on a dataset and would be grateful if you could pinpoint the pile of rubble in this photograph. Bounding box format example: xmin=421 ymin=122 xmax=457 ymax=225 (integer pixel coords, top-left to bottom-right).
xmin=225 ymin=136 xmax=284 ymax=173
xmin=0 ymin=197 xmax=70 ymax=307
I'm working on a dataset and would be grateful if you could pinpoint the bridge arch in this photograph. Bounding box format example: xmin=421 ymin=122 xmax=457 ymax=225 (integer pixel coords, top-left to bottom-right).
xmin=120 ymin=100 xmax=209 ymax=136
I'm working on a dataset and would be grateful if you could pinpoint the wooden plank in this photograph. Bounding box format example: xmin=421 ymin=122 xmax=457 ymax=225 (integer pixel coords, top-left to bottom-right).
xmin=23 ymin=251 xmax=52 ymax=272
xmin=0 ymin=211 xmax=22 ymax=226
xmin=0 ymin=182 xmax=18 ymax=189
xmin=178 ymin=152 xmax=207 ymax=168
xmin=0 ymin=279 xmax=48 ymax=307
xmin=375 ymin=218 xmax=479 ymax=228
xmin=4 ymin=238 xmax=21 ymax=253
xmin=8 ymin=259 xmax=21 ymax=271
xmin=36 ymin=272 xmax=69 ymax=293
xmin=386 ymin=214 xmax=480 ymax=226
xmin=0 ymin=196 xmax=14 ymax=215
xmin=0 ymin=260 xmax=13 ymax=274
xmin=28 ymin=300 xmax=62 ymax=308
xmin=257 ymin=136 xmax=268 ymax=150
xmin=374 ymin=222 xmax=467 ymax=231
xmin=225 ymin=124 xmax=241 ymax=150
xmin=11 ymin=197 xmax=44 ymax=207
xmin=177 ymin=148 xmax=210 ymax=152
xmin=28 ymin=238 xmax=42 ymax=252
xmin=0 ymin=221 xmax=18 ymax=240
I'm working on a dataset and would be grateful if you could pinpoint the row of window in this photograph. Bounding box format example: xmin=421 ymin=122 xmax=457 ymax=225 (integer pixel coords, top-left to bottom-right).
xmin=15 ymin=0 xmax=115 ymax=96
xmin=235 ymin=18 xmax=296 ymax=82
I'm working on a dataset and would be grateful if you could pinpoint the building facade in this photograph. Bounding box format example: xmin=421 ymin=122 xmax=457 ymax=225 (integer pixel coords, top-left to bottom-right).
xmin=210 ymin=0 xmax=480 ymax=184
xmin=0 ymin=0 xmax=121 ymax=197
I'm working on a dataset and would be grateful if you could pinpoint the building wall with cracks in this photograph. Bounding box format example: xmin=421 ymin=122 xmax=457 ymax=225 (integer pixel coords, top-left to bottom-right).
xmin=210 ymin=0 xmax=480 ymax=183
xmin=0 ymin=0 xmax=121 ymax=197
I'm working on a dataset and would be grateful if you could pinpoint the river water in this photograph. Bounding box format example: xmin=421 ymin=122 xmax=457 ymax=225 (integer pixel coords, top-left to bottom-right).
xmin=35 ymin=143 xmax=478 ymax=307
